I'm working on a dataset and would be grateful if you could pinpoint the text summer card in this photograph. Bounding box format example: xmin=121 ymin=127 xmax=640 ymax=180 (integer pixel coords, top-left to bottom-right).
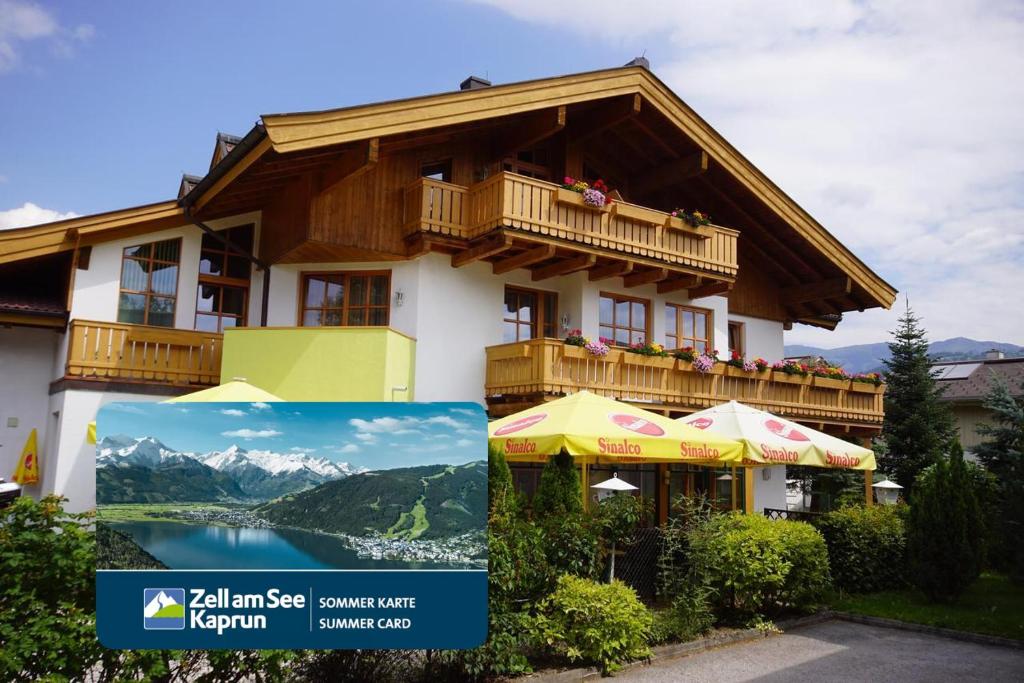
xmin=94 ymin=402 xmax=488 ymax=649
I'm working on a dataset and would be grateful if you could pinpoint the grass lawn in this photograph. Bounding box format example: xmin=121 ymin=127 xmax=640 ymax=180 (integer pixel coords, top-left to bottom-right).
xmin=831 ymin=573 xmax=1024 ymax=641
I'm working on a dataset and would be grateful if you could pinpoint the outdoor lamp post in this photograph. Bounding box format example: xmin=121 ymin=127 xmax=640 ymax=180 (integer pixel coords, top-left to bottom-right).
xmin=871 ymin=479 xmax=903 ymax=505
xmin=591 ymin=473 xmax=638 ymax=582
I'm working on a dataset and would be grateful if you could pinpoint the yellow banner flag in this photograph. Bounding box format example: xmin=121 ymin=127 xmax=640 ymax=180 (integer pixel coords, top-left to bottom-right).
xmin=12 ymin=428 xmax=39 ymax=485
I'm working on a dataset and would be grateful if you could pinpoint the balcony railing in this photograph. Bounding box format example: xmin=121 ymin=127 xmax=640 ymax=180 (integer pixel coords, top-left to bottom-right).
xmin=404 ymin=172 xmax=739 ymax=279
xmin=485 ymin=339 xmax=884 ymax=429
xmin=65 ymin=319 xmax=222 ymax=386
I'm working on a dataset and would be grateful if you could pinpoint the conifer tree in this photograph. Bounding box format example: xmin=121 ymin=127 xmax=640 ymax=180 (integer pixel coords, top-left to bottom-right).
xmin=906 ymin=442 xmax=984 ymax=601
xmin=531 ymin=450 xmax=582 ymax=516
xmin=880 ymin=301 xmax=956 ymax=497
xmin=488 ymin=443 xmax=515 ymax=513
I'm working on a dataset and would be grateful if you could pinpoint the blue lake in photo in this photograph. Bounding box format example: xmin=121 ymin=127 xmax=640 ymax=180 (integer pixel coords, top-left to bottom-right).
xmin=108 ymin=521 xmax=461 ymax=570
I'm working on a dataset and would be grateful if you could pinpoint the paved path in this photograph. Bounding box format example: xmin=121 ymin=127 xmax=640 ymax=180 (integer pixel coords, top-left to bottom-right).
xmin=618 ymin=620 xmax=1024 ymax=682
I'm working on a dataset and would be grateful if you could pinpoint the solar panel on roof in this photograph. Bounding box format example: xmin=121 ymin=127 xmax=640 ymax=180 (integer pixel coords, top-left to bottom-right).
xmin=935 ymin=363 xmax=979 ymax=380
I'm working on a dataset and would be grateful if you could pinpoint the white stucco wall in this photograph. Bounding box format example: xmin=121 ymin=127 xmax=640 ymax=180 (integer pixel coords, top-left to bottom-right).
xmin=727 ymin=313 xmax=785 ymax=361
xmin=0 ymin=327 xmax=59 ymax=490
xmin=753 ymin=466 xmax=788 ymax=511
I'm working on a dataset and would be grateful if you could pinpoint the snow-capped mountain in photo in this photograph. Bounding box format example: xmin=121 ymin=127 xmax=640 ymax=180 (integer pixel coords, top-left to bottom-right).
xmin=96 ymin=436 xmax=362 ymax=501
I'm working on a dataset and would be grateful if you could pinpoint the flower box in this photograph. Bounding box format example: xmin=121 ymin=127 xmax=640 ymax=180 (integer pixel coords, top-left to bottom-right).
xmin=562 ymin=344 xmax=589 ymax=359
xmin=707 ymin=363 xmax=726 ymax=376
xmin=772 ymin=371 xmax=808 ymax=385
xmin=610 ymin=202 xmax=664 ymax=226
xmin=622 ymin=352 xmax=672 ymax=367
xmin=663 ymin=215 xmax=715 ymax=239
xmin=725 ymin=366 xmax=754 ymax=379
xmin=553 ymin=187 xmax=607 ymax=212
xmin=650 ymin=356 xmax=676 ymax=369
xmin=676 ymin=360 xmax=695 ymax=373
xmin=850 ymin=382 xmax=884 ymax=394
xmin=812 ymin=376 xmax=849 ymax=390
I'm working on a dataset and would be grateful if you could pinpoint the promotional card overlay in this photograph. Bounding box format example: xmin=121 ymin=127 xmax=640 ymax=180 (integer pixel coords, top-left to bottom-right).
xmin=95 ymin=402 xmax=488 ymax=649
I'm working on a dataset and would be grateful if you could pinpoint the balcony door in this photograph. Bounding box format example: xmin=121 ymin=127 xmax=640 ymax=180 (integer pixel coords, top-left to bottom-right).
xmin=502 ymin=286 xmax=557 ymax=343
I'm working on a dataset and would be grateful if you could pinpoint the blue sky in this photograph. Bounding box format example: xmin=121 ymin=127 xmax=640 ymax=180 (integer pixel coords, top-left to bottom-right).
xmin=1 ymin=1 xmax=1021 ymax=347
xmin=96 ymin=401 xmax=487 ymax=470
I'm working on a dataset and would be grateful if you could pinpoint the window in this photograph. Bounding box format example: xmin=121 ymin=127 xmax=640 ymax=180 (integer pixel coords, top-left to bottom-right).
xmin=728 ymin=321 xmax=745 ymax=358
xmin=118 ymin=238 xmax=181 ymax=327
xmin=196 ymin=225 xmax=253 ymax=332
xmin=503 ymin=286 xmax=558 ymax=343
xmin=502 ymin=145 xmax=551 ymax=180
xmin=301 ymin=271 xmax=390 ymax=327
xmin=420 ymin=159 xmax=452 ymax=182
xmin=665 ymin=304 xmax=713 ymax=352
xmin=599 ymin=293 xmax=649 ymax=347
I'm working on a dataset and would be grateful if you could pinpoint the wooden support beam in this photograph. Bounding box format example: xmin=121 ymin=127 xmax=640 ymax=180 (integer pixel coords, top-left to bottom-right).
xmin=688 ymin=281 xmax=732 ymax=299
xmin=492 ymin=106 xmax=566 ymax=161
xmin=451 ymin=234 xmax=511 ymax=268
xmin=317 ymin=138 xmax=379 ymax=194
xmin=633 ymin=151 xmax=709 ymax=196
xmin=531 ymin=253 xmax=596 ymax=281
xmin=657 ymin=275 xmax=701 ymax=294
xmin=492 ymin=244 xmax=555 ymax=275
xmin=588 ymin=260 xmax=633 ymax=281
xmin=865 ymin=469 xmax=874 ymax=507
xmin=623 ymin=267 xmax=669 ymax=288
xmin=782 ymin=277 xmax=852 ymax=305
xmin=566 ymin=94 xmax=642 ymax=144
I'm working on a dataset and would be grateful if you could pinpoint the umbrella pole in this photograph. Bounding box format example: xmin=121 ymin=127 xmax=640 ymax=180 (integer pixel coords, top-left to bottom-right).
xmin=731 ymin=465 xmax=738 ymax=511
xmin=581 ymin=460 xmax=589 ymax=511
xmin=865 ymin=470 xmax=874 ymax=507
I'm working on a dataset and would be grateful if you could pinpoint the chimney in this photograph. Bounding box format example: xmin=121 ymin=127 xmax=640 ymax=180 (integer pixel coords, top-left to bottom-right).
xmin=985 ymin=349 xmax=1005 ymax=360
xmin=460 ymin=75 xmax=491 ymax=91
xmin=624 ymin=56 xmax=650 ymax=70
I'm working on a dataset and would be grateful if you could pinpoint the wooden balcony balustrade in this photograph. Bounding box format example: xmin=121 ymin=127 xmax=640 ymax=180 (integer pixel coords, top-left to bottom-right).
xmin=403 ymin=172 xmax=739 ymax=280
xmin=65 ymin=319 xmax=222 ymax=386
xmin=485 ymin=339 xmax=885 ymax=431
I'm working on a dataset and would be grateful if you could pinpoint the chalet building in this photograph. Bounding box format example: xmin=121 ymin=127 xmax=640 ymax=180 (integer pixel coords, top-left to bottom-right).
xmin=0 ymin=63 xmax=896 ymax=514
xmin=933 ymin=351 xmax=1024 ymax=457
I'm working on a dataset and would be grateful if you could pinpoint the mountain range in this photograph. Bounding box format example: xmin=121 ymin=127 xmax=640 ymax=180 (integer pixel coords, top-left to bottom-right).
xmin=96 ymin=435 xmax=362 ymax=504
xmin=253 ymin=461 xmax=487 ymax=540
xmin=784 ymin=337 xmax=1023 ymax=374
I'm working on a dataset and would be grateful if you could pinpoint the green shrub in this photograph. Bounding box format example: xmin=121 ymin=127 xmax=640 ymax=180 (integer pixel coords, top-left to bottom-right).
xmin=648 ymin=582 xmax=714 ymax=645
xmin=540 ymin=511 xmax=604 ymax=580
xmin=818 ymin=504 xmax=907 ymax=593
xmin=907 ymin=443 xmax=985 ymax=602
xmin=532 ymin=450 xmax=582 ymax=517
xmin=535 ymin=575 xmax=652 ymax=673
xmin=688 ymin=513 xmax=829 ymax=617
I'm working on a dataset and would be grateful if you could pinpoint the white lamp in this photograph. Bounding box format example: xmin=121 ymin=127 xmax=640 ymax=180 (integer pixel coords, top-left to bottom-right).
xmin=590 ymin=473 xmax=639 ymax=492
xmin=871 ymin=479 xmax=903 ymax=505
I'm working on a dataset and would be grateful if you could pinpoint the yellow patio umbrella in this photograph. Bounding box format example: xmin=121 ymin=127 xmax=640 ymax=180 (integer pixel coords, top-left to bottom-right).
xmin=86 ymin=379 xmax=283 ymax=444
xmin=679 ymin=401 xmax=876 ymax=470
xmin=488 ymin=391 xmax=743 ymax=466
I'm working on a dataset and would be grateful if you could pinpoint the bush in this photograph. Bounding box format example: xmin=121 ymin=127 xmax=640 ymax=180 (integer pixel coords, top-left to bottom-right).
xmin=688 ymin=513 xmax=829 ymax=617
xmin=532 ymin=450 xmax=582 ymax=517
xmin=907 ymin=443 xmax=985 ymax=602
xmin=540 ymin=511 xmax=604 ymax=580
xmin=818 ymin=504 xmax=906 ymax=593
xmin=648 ymin=582 xmax=714 ymax=645
xmin=534 ymin=575 xmax=652 ymax=673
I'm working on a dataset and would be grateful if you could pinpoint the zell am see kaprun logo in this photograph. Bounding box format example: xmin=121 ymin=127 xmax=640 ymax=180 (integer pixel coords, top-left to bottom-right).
xmin=145 ymin=588 xmax=307 ymax=635
xmin=143 ymin=588 xmax=186 ymax=630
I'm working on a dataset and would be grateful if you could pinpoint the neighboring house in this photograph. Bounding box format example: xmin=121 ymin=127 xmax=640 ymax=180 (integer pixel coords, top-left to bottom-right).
xmin=933 ymin=350 xmax=1024 ymax=457
xmin=0 ymin=63 xmax=896 ymax=515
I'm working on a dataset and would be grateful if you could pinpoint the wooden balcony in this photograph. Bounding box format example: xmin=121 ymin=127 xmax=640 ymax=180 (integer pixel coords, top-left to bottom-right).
xmin=485 ymin=339 xmax=884 ymax=433
xmin=404 ymin=172 xmax=738 ymax=285
xmin=65 ymin=319 xmax=222 ymax=386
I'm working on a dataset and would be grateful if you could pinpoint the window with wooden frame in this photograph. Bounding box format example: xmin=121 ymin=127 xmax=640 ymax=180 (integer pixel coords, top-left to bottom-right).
xmin=420 ymin=159 xmax=452 ymax=182
xmin=728 ymin=321 xmax=745 ymax=358
xmin=300 ymin=271 xmax=390 ymax=327
xmin=503 ymin=286 xmax=558 ymax=343
xmin=665 ymin=303 xmax=714 ymax=352
xmin=117 ymin=238 xmax=181 ymax=327
xmin=195 ymin=225 xmax=254 ymax=332
xmin=599 ymin=293 xmax=649 ymax=347
xmin=502 ymin=145 xmax=551 ymax=180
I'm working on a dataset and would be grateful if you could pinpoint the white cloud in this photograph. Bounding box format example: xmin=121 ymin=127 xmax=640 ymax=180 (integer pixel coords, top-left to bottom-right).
xmin=0 ymin=1 xmax=93 ymax=72
xmin=338 ymin=443 xmax=360 ymax=453
xmin=221 ymin=428 xmax=281 ymax=439
xmin=219 ymin=408 xmax=246 ymax=417
xmin=289 ymin=446 xmax=316 ymax=454
xmin=250 ymin=402 xmax=271 ymax=411
xmin=0 ymin=202 xmax=77 ymax=230
xmin=105 ymin=403 xmax=146 ymax=414
xmin=449 ymin=407 xmax=480 ymax=416
xmin=424 ymin=415 xmax=468 ymax=429
xmin=455 ymin=438 xmax=475 ymax=448
xmin=469 ymin=1 xmax=1024 ymax=346
xmin=354 ymin=432 xmax=377 ymax=442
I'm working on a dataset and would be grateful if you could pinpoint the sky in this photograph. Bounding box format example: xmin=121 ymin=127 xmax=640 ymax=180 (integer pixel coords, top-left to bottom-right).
xmin=1 ymin=0 xmax=1021 ymax=348
xmin=96 ymin=401 xmax=488 ymax=470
